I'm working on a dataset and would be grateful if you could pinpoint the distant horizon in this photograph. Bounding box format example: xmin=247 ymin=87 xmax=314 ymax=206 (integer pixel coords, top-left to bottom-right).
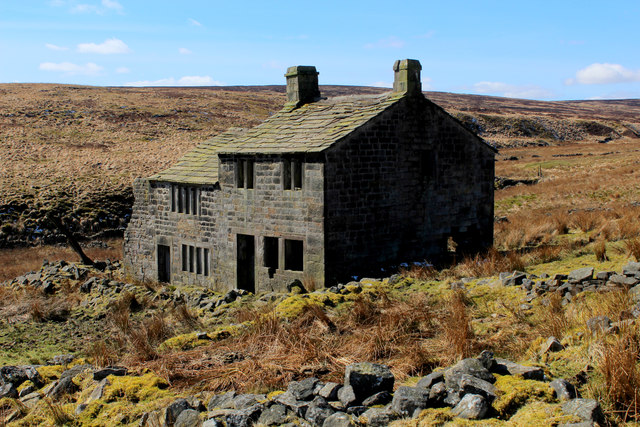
xmin=3 ymin=80 xmax=639 ymax=103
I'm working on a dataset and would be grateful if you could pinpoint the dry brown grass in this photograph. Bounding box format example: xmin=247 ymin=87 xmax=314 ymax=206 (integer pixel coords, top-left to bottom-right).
xmin=594 ymin=240 xmax=609 ymax=262
xmin=537 ymin=293 xmax=569 ymax=339
xmin=438 ymin=289 xmax=476 ymax=364
xmin=142 ymin=292 xmax=438 ymax=393
xmin=399 ymin=262 xmax=439 ymax=280
xmin=596 ymin=325 xmax=640 ymax=422
xmin=0 ymin=239 xmax=122 ymax=282
xmin=454 ymin=248 xmax=525 ymax=278
xmin=624 ymin=238 xmax=640 ymax=261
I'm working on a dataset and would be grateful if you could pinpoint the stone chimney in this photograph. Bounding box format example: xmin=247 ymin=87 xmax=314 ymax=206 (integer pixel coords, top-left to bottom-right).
xmin=393 ymin=59 xmax=422 ymax=95
xmin=285 ymin=65 xmax=321 ymax=107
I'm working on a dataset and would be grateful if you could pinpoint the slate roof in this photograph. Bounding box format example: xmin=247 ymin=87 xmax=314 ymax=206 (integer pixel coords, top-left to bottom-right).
xmin=149 ymin=91 xmax=404 ymax=184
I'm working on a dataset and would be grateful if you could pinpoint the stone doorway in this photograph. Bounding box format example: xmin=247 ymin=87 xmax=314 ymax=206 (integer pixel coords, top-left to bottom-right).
xmin=237 ymin=234 xmax=255 ymax=293
xmin=157 ymin=244 xmax=171 ymax=283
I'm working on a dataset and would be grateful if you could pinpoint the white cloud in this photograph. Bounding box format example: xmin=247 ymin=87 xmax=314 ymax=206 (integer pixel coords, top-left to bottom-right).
xmin=188 ymin=18 xmax=202 ymax=27
xmin=39 ymin=62 xmax=103 ymax=75
xmin=364 ymin=36 xmax=405 ymax=49
xmin=179 ymin=47 xmax=192 ymax=55
xmin=116 ymin=67 xmax=130 ymax=74
xmin=124 ymin=75 xmax=222 ymax=87
xmin=70 ymin=0 xmax=123 ymax=14
xmin=77 ymin=38 xmax=131 ymax=54
xmin=472 ymin=81 xmax=553 ymax=99
xmin=565 ymin=63 xmax=640 ymax=85
xmin=101 ymin=0 xmax=123 ymax=13
xmin=45 ymin=43 xmax=69 ymax=51
xmin=415 ymin=30 xmax=435 ymax=39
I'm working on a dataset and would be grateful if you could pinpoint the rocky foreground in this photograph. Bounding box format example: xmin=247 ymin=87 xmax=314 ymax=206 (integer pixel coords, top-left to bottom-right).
xmin=2 ymin=258 xmax=640 ymax=425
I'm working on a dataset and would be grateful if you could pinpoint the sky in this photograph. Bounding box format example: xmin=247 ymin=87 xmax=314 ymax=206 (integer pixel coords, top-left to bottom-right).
xmin=1 ymin=0 xmax=639 ymax=100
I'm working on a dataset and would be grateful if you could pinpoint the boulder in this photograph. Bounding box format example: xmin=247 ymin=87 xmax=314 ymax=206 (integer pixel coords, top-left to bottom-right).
xmin=224 ymin=405 xmax=262 ymax=427
xmin=492 ymin=358 xmax=544 ymax=380
xmin=562 ymin=398 xmax=604 ymax=424
xmin=288 ymin=377 xmax=319 ymax=401
xmin=273 ymin=391 xmax=310 ymax=417
xmin=0 ymin=366 xmax=28 ymax=387
xmin=233 ymin=394 xmax=265 ymax=410
xmin=457 ymin=374 xmax=498 ymax=403
xmin=93 ymin=366 xmax=128 ymax=381
xmin=622 ymin=262 xmax=640 ymax=277
xmin=337 ymin=385 xmax=357 ymax=407
xmin=87 ymin=378 xmax=109 ymax=404
xmin=208 ymin=391 xmax=236 ymax=410
xmin=550 ymin=379 xmax=578 ymax=401
xmin=444 ymin=358 xmax=495 ymax=386
xmin=0 ymin=383 xmax=18 ymax=399
xmin=322 ymin=412 xmax=355 ymax=427
xmin=568 ymin=267 xmax=594 ymax=283
xmin=416 ymin=370 xmax=444 ymax=389
xmin=586 ymin=316 xmax=611 ymax=334
xmin=541 ymin=336 xmax=564 ymax=353
xmin=47 ymin=376 xmax=79 ymax=399
xmin=361 ymin=391 xmax=391 ymax=406
xmin=360 ymin=407 xmax=398 ymax=426
xmin=175 ymin=409 xmax=202 ymax=427
xmin=166 ymin=398 xmax=192 ymax=427
xmin=390 ymin=386 xmax=431 ymax=417
xmin=317 ymin=382 xmax=341 ymax=401
xmin=451 ymin=394 xmax=489 ymax=419
xmin=478 ymin=350 xmax=496 ymax=371
xmin=608 ymin=274 xmax=638 ymax=287
xmin=304 ymin=396 xmax=334 ymax=426
xmin=344 ymin=362 xmax=394 ymax=402
xmin=257 ymin=404 xmax=290 ymax=426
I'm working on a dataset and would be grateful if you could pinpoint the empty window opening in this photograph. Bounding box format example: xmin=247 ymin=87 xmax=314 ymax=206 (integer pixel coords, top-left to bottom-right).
xmin=283 ymin=158 xmax=303 ymax=190
xmin=172 ymin=184 xmax=200 ymax=216
xmin=284 ymin=239 xmax=304 ymax=271
xmin=196 ymin=247 xmax=203 ymax=274
xmin=264 ymin=236 xmax=279 ymax=279
xmin=157 ymin=245 xmax=171 ymax=283
xmin=181 ymin=244 xmax=188 ymax=272
xmin=181 ymin=244 xmax=210 ymax=276
xmin=237 ymin=234 xmax=255 ymax=293
xmin=420 ymin=151 xmax=437 ymax=180
xmin=236 ymin=159 xmax=254 ymax=189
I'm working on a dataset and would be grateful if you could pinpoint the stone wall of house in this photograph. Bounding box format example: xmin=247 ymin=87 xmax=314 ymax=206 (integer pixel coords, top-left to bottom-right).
xmin=211 ymin=156 xmax=325 ymax=293
xmin=324 ymin=95 xmax=494 ymax=283
xmin=123 ymin=179 xmax=219 ymax=288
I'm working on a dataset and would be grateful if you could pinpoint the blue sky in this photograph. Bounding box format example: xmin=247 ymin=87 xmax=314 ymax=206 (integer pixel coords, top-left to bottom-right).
xmin=1 ymin=0 xmax=639 ymax=100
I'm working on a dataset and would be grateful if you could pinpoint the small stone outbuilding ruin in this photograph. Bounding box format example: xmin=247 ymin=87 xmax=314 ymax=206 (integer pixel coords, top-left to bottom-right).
xmin=124 ymin=59 xmax=495 ymax=292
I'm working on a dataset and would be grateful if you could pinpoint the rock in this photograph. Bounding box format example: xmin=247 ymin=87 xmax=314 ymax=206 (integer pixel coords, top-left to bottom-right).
xmin=568 ymin=267 xmax=594 ymax=283
xmin=19 ymin=385 xmax=35 ymax=397
xmin=23 ymin=366 xmax=44 ymax=388
xmin=337 ymin=385 xmax=357 ymax=407
xmin=60 ymin=364 xmax=92 ymax=380
xmin=224 ymin=404 xmax=262 ymax=427
xmin=273 ymin=391 xmax=310 ymax=417
xmin=305 ymin=396 xmax=334 ymax=426
xmin=477 ymin=350 xmax=496 ymax=371
xmin=288 ymin=377 xmax=320 ymax=401
xmin=492 ymin=358 xmax=544 ymax=380
xmin=586 ymin=316 xmax=611 ymax=334
xmin=550 ymin=379 xmax=578 ymax=401
xmin=428 ymin=381 xmax=448 ymax=405
xmin=622 ymin=262 xmax=640 ymax=276
xmin=608 ymin=274 xmax=638 ymax=287
xmin=80 ymin=277 xmax=96 ymax=293
xmin=75 ymin=403 xmax=88 ymax=415
xmin=390 ymin=386 xmax=431 ymax=417
xmin=344 ymin=362 xmax=394 ymax=402
xmin=361 ymin=391 xmax=391 ymax=406
xmin=202 ymin=420 xmax=223 ymax=427
xmin=0 ymin=383 xmax=18 ymax=399
xmin=541 ymin=336 xmax=564 ymax=353
xmin=501 ymin=271 xmax=527 ymax=287
xmin=345 ymin=405 xmax=368 ymax=416
xmin=93 ymin=366 xmax=128 ymax=381
xmin=257 ymin=404 xmax=290 ymax=426
xmin=322 ymin=411 xmax=355 ymax=427
xmin=595 ymin=271 xmax=613 ymax=281
xmin=87 ymin=378 xmax=109 ymax=403
xmin=48 ymin=354 xmax=75 ymax=365
xmin=166 ymin=398 xmax=192 ymax=427
xmin=416 ymin=370 xmax=444 ymax=389
xmin=360 ymin=407 xmax=398 ymax=426
xmin=47 ymin=376 xmax=79 ymax=399
xmin=457 ymin=374 xmax=498 ymax=403
xmin=20 ymin=391 xmax=41 ymax=409
xmin=317 ymin=382 xmax=341 ymax=401
xmin=175 ymin=409 xmax=202 ymax=427
xmin=287 ymin=279 xmax=307 ymax=294
xmin=233 ymin=394 xmax=265 ymax=410
xmin=562 ymin=398 xmax=604 ymax=424
xmin=445 ymin=358 xmax=496 ymax=386
xmin=0 ymin=366 xmax=29 ymax=387
xmin=208 ymin=391 xmax=236 ymax=410
xmin=451 ymin=394 xmax=489 ymax=419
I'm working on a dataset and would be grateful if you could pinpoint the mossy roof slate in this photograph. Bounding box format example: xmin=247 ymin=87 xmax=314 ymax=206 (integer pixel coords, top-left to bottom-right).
xmin=149 ymin=92 xmax=403 ymax=184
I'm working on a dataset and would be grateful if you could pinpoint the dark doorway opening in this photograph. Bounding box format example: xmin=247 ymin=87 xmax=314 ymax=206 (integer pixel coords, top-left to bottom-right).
xmin=264 ymin=237 xmax=279 ymax=278
xmin=285 ymin=239 xmax=304 ymax=271
xmin=237 ymin=234 xmax=255 ymax=292
xmin=157 ymin=244 xmax=171 ymax=283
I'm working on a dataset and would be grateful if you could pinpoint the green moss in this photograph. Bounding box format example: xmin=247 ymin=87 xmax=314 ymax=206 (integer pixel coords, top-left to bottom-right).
xmin=37 ymin=364 xmax=64 ymax=382
xmin=103 ymin=372 xmax=170 ymax=403
xmin=493 ymin=374 xmax=555 ymax=419
xmin=507 ymin=401 xmax=580 ymax=425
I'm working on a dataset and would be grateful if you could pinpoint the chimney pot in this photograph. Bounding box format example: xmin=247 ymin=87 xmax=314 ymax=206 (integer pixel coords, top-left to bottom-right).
xmin=393 ymin=59 xmax=422 ymax=95
xmin=285 ymin=65 xmax=320 ymax=107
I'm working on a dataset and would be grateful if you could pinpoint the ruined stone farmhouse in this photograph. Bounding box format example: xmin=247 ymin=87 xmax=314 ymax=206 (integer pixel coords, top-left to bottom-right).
xmin=123 ymin=59 xmax=496 ymax=292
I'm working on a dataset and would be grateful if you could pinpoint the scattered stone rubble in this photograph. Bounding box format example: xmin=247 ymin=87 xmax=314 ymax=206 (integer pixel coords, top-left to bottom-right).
xmin=0 ymin=353 xmax=606 ymax=426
